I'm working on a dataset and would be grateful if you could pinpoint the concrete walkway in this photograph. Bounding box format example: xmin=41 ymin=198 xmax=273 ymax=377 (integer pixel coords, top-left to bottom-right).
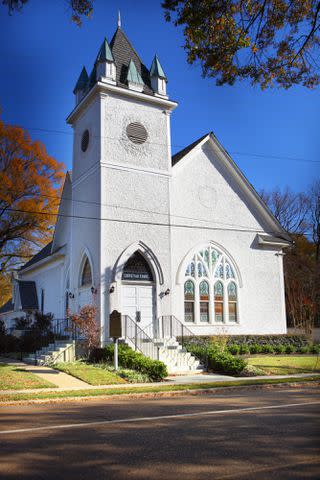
xmin=0 ymin=357 xmax=88 ymax=388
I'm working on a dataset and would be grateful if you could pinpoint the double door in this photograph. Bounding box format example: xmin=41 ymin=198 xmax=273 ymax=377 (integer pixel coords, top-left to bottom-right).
xmin=121 ymin=284 xmax=154 ymax=331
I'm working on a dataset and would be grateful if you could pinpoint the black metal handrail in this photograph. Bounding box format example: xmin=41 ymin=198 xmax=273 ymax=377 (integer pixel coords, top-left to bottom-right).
xmin=121 ymin=315 xmax=160 ymax=361
xmin=157 ymin=315 xmax=196 ymax=344
xmin=157 ymin=315 xmax=205 ymax=367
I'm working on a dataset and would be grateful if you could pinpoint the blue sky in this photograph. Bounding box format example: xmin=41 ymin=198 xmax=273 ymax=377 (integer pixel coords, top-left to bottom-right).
xmin=0 ymin=0 xmax=319 ymax=193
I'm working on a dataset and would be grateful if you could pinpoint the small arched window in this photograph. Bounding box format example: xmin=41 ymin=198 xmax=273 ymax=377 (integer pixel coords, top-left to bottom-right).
xmin=228 ymin=282 xmax=237 ymax=322
xmin=184 ymin=280 xmax=195 ymax=323
xmin=199 ymin=281 xmax=209 ymax=323
xmin=81 ymin=257 xmax=92 ymax=287
xmin=214 ymin=281 xmax=224 ymax=322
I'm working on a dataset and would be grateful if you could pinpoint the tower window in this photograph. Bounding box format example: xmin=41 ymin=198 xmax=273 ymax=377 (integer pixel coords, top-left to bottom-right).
xmin=126 ymin=122 xmax=148 ymax=144
xmin=81 ymin=129 xmax=90 ymax=152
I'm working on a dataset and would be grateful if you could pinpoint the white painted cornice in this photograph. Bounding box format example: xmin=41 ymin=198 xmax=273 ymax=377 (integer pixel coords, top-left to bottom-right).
xmin=66 ymin=82 xmax=178 ymax=125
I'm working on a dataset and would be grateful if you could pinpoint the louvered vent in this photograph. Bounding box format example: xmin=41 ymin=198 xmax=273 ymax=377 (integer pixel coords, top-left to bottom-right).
xmin=126 ymin=122 xmax=148 ymax=144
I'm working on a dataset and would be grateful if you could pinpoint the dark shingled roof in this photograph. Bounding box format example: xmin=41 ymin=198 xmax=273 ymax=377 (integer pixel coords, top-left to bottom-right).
xmin=110 ymin=27 xmax=153 ymax=95
xmin=20 ymin=242 xmax=53 ymax=271
xmin=0 ymin=298 xmax=13 ymax=314
xmin=172 ymin=133 xmax=210 ymax=166
xmin=18 ymin=281 xmax=39 ymax=310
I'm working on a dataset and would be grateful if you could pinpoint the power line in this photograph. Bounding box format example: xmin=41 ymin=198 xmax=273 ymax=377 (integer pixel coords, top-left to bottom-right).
xmin=11 ymin=189 xmax=278 ymax=233
xmin=22 ymin=126 xmax=320 ymax=164
xmin=6 ymin=206 xmax=298 ymax=237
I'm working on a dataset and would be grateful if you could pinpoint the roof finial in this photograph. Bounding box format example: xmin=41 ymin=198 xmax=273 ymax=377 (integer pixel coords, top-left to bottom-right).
xmin=118 ymin=10 xmax=121 ymax=29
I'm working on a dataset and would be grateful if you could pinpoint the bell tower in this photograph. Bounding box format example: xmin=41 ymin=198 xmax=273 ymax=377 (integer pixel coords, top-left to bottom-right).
xmin=66 ymin=21 xmax=177 ymax=339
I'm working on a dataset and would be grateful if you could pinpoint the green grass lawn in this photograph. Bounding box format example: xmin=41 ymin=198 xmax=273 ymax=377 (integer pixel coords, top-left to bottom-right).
xmin=1 ymin=375 xmax=319 ymax=403
xmin=0 ymin=363 xmax=55 ymax=390
xmin=55 ymin=362 xmax=127 ymax=385
xmin=247 ymin=355 xmax=320 ymax=375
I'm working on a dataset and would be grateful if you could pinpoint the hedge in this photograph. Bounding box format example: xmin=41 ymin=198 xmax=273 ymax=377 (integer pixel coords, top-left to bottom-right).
xmin=182 ymin=334 xmax=312 ymax=349
xmin=185 ymin=344 xmax=247 ymax=376
xmin=90 ymin=344 xmax=168 ymax=381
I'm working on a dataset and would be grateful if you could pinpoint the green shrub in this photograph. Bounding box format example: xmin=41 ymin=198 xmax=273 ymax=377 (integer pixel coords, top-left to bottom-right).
xmin=240 ymin=344 xmax=250 ymax=355
xmin=207 ymin=350 xmax=247 ymax=376
xmin=311 ymin=344 xmax=320 ymax=354
xmin=274 ymin=344 xmax=286 ymax=354
xmin=98 ymin=344 xmax=168 ymax=381
xmin=285 ymin=344 xmax=296 ymax=354
xmin=228 ymin=344 xmax=240 ymax=355
xmin=298 ymin=345 xmax=310 ymax=354
xmin=261 ymin=344 xmax=274 ymax=354
xmin=249 ymin=344 xmax=262 ymax=354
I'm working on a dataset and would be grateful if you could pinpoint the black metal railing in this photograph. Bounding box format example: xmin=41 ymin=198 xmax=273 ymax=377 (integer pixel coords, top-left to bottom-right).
xmin=7 ymin=318 xmax=79 ymax=364
xmin=157 ymin=315 xmax=205 ymax=367
xmin=157 ymin=315 xmax=196 ymax=343
xmin=121 ymin=315 xmax=160 ymax=361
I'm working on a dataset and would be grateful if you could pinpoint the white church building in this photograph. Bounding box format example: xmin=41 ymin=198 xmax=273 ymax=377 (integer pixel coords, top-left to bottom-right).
xmin=1 ymin=24 xmax=291 ymax=341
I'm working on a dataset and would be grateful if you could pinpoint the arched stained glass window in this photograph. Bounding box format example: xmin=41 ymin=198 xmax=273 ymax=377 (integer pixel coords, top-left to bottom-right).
xmin=122 ymin=251 xmax=153 ymax=281
xmin=184 ymin=280 xmax=195 ymax=323
xmin=183 ymin=243 xmax=239 ymax=324
xmin=228 ymin=282 xmax=237 ymax=322
xmin=81 ymin=257 xmax=92 ymax=287
xmin=199 ymin=281 xmax=209 ymax=323
xmin=214 ymin=281 xmax=224 ymax=322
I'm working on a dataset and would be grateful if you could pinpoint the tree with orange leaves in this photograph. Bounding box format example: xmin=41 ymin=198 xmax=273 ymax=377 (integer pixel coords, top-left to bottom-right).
xmin=0 ymin=117 xmax=65 ymax=287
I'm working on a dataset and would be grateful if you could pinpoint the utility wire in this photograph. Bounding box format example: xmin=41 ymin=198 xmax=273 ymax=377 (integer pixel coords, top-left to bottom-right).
xmin=6 ymin=206 xmax=297 ymax=237
xmin=9 ymin=189 xmax=279 ymax=233
xmin=22 ymin=125 xmax=320 ymax=164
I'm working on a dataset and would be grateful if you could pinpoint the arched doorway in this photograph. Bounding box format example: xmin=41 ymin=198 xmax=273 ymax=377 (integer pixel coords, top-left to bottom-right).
xmin=121 ymin=251 xmax=155 ymax=329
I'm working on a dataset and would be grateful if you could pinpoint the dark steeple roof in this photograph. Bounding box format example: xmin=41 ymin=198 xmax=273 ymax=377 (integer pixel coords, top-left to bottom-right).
xmin=109 ymin=27 xmax=153 ymax=94
xmin=73 ymin=67 xmax=89 ymax=93
xmin=172 ymin=133 xmax=210 ymax=166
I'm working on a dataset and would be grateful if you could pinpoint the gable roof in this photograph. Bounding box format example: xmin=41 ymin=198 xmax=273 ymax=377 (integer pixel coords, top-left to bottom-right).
xmin=172 ymin=133 xmax=210 ymax=166
xmin=18 ymin=281 xmax=39 ymax=310
xmin=172 ymin=132 xmax=291 ymax=242
xmin=0 ymin=298 xmax=14 ymax=314
xmin=110 ymin=27 xmax=153 ymax=95
xmin=20 ymin=242 xmax=53 ymax=271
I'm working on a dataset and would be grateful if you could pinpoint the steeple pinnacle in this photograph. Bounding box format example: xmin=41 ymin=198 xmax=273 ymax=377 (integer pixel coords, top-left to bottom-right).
xmin=118 ymin=11 xmax=121 ymax=29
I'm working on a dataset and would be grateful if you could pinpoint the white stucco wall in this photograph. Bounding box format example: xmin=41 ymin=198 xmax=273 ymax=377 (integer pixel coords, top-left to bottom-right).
xmin=170 ymin=142 xmax=287 ymax=335
xmin=19 ymin=259 xmax=66 ymax=319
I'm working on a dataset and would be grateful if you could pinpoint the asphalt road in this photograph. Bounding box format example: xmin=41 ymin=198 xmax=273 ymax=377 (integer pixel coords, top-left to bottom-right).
xmin=0 ymin=385 xmax=319 ymax=479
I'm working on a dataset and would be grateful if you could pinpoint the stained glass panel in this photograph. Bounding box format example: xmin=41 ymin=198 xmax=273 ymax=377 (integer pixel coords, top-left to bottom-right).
xmin=225 ymin=262 xmax=235 ymax=279
xmin=81 ymin=258 xmax=92 ymax=287
xmin=184 ymin=280 xmax=195 ymax=299
xmin=228 ymin=282 xmax=237 ymax=300
xmin=214 ymin=281 xmax=223 ymax=298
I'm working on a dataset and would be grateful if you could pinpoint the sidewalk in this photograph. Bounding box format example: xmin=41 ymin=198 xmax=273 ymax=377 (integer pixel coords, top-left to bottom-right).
xmin=0 ymin=357 xmax=88 ymax=388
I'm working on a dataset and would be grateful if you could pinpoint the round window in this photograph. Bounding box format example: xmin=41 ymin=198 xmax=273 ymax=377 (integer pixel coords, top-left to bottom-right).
xmin=81 ymin=129 xmax=89 ymax=152
xmin=126 ymin=122 xmax=148 ymax=144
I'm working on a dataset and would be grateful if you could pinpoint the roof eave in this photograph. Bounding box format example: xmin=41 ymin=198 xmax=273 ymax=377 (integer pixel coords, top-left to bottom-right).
xmin=66 ymin=82 xmax=178 ymax=124
xmin=19 ymin=251 xmax=65 ymax=275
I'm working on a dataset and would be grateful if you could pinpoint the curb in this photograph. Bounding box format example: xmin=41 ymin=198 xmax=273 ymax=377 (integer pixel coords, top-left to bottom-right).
xmin=1 ymin=378 xmax=319 ymax=406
